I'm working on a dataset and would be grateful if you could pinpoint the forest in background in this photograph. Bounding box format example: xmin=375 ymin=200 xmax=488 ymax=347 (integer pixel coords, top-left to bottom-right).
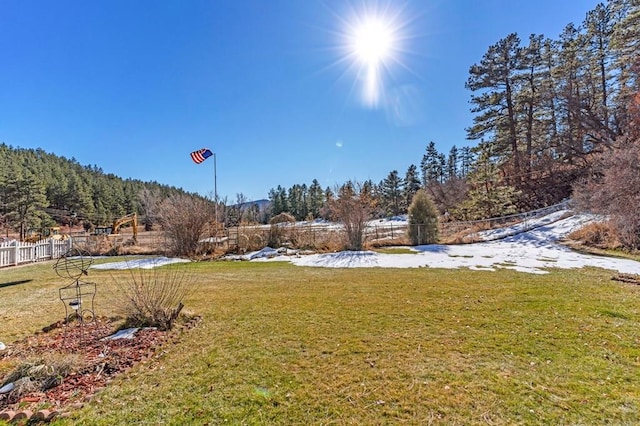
xmin=266 ymin=0 xmax=639 ymax=246
xmin=0 ymin=143 xmax=199 ymax=239
xmin=1 ymin=0 xmax=638 ymax=248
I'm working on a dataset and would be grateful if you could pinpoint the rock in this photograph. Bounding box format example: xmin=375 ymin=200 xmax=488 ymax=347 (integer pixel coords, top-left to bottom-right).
xmin=0 ymin=382 xmax=14 ymax=394
xmin=0 ymin=342 xmax=5 ymax=350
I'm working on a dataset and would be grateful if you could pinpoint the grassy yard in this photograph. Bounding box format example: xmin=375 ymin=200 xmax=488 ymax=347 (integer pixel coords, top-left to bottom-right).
xmin=1 ymin=259 xmax=640 ymax=425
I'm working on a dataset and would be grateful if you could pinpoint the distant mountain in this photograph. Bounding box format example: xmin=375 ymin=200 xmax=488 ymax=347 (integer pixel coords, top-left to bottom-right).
xmin=236 ymin=199 xmax=270 ymax=211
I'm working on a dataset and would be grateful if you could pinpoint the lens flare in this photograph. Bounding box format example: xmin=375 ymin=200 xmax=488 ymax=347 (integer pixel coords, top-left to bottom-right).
xmin=339 ymin=3 xmax=406 ymax=108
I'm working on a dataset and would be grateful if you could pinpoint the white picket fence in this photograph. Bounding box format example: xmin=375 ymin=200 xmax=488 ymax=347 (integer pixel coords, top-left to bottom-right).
xmin=0 ymin=238 xmax=73 ymax=268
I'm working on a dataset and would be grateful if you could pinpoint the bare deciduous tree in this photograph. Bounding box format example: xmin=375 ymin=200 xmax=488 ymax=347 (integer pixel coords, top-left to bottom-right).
xmin=329 ymin=182 xmax=375 ymax=251
xmin=157 ymin=194 xmax=215 ymax=256
xmin=573 ymin=92 xmax=640 ymax=249
xmin=138 ymin=187 xmax=161 ymax=231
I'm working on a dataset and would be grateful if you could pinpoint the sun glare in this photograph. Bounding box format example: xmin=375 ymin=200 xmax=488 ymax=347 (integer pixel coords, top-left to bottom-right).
xmin=352 ymin=18 xmax=394 ymax=65
xmin=340 ymin=4 xmax=405 ymax=108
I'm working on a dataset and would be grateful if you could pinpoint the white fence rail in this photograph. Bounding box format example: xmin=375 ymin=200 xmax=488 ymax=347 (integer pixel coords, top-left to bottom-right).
xmin=0 ymin=238 xmax=73 ymax=269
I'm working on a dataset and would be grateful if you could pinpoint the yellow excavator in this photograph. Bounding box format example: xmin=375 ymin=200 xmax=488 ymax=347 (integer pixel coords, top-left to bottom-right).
xmin=112 ymin=213 xmax=138 ymax=243
xmin=92 ymin=213 xmax=138 ymax=244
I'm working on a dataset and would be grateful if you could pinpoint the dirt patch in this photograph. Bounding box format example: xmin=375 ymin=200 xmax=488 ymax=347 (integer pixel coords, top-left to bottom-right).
xmin=0 ymin=316 xmax=199 ymax=418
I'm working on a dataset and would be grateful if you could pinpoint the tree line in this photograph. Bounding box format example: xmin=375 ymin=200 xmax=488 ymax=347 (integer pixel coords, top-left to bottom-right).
xmin=265 ymin=0 xmax=640 ymax=238
xmin=2 ymin=1 xmax=638 ymax=250
xmin=0 ymin=143 xmax=197 ymax=240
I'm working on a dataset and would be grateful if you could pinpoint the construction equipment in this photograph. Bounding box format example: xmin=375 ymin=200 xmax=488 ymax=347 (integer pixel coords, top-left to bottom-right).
xmin=25 ymin=226 xmax=67 ymax=242
xmin=90 ymin=213 xmax=138 ymax=245
xmin=112 ymin=213 xmax=138 ymax=243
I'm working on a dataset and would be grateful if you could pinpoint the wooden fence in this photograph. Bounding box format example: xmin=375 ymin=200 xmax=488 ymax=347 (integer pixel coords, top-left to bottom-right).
xmin=0 ymin=238 xmax=73 ymax=269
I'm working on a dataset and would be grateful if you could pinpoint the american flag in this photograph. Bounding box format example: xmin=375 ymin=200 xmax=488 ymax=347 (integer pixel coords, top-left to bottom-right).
xmin=190 ymin=148 xmax=213 ymax=164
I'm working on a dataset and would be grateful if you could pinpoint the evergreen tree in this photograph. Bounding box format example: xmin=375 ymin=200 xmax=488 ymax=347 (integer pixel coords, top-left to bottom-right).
xmin=446 ymin=146 xmax=459 ymax=179
xmin=420 ymin=141 xmax=442 ymax=185
xmin=610 ymin=0 xmax=640 ymax=131
xmin=308 ymin=179 xmax=325 ymax=219
xmin=379 ymin=170 xmax=403 ymax=216
xmin=268 ymin=185 xmax=288 ymax=217
xmin=518 ymin=34 xmax=546 ymax=170
xmin=584 ymin=3 xmax=615 ymax=134
xmin=459 ymin=146 xmax=475 ymax=177
xmin=437 ymin=152 xmax=446 ymax=183
xmin=454 ymin=144 xmax=521 ymax=220
xmin=466 ymin=33 xmax=523 ymax=170
xmin=5 ymin=169 xmax=49 ymax=240
xmin=407 ymin=189 xmax=439 ymax=245
xmin=403 ymin=164 xmax=421 ymax=211
xmin=67 ymin=173 xmax=95 ymax=221
xmin=556 ymin=23 xmax=588 ymax=163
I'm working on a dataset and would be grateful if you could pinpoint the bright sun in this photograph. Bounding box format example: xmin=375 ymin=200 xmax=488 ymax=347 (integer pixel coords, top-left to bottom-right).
xmin=341 ymin=6 xmax=404 ymax=108
xmin=352 ymin=17 xmax=394 ymax=65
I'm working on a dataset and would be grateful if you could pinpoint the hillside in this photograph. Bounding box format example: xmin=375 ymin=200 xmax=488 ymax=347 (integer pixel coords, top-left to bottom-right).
xmin=0 ymin=143 xmax=201 ymax=237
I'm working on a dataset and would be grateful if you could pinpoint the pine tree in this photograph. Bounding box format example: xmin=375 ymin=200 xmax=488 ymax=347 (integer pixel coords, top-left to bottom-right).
xmin=610 ymin=0 xmax=640 ymax=131
xmin=5 ymin=169 xmax=49 ymax=240
xmin=308 ymin=179 xmax=325 ymax=219
xmin=446 ymin=146 xmax=459 ymax=179
xmin=420 ymin=141 xmax=442 ymax=185
xmin=459 ymin=146 xmax=475 ymax=177
xmin=556 ymin=23 xmax=588 ymax=163
xmin=454 ymin=144 xmax=521 ymax=220
xmin=403 ymin=164 xmax=421 ymax=211
xmin=379 ymin=170 xmax=403 ymax=216
xmin=583 ymin=3 xmax=616 ymax=139
xmin=466 ymin=33 xmax=523 ymax=170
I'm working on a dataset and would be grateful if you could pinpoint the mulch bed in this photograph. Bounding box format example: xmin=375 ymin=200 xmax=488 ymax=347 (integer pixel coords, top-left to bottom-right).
xmin=0 ymin=316 xmax=199 ymax=419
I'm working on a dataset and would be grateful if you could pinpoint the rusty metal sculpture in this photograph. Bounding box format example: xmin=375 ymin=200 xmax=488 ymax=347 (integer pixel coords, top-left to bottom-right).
xmin=55 ymin=248 xmax=96 ymax=344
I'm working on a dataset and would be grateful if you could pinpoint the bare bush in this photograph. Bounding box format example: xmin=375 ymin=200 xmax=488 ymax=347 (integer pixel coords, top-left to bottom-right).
xmin=113 ymin=263 xmax=193 ymax=331
xmin=268 ymin=212 xmax=296 ymax=247
xmin=329 ymin=182 xmax=375 ymax=251
xmin=425 ymin=178 xmax=469 ymax=215
xmin=566 ymin=222 xmax=622 ymax=249
xmin=157 ymin=194 xmax=214 ymax=256
xmin=573 ymin=93 xmax=640 ymax=249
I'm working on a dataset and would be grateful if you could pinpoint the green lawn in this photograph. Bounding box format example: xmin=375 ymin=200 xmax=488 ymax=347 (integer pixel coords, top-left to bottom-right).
xmin=1 ymin=260 xmax=640 ymax=425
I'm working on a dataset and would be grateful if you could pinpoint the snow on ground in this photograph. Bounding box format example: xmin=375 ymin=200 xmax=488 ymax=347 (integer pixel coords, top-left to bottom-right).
xmin=250 ymin=211 xmax=640 ymax=275
xmin=89 ymin=210 xmax=640 ymax=276
xmin=91 ymin=256 xmax=190 ymax=270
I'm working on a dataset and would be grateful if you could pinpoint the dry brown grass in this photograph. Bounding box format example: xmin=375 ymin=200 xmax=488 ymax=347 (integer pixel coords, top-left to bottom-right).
xmin=567 ymin=221 xmax=622 ymax=249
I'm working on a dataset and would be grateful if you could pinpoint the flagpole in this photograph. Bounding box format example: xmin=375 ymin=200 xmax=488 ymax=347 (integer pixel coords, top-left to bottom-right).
xmin=214 ymin=153 xmax=218 ymax=228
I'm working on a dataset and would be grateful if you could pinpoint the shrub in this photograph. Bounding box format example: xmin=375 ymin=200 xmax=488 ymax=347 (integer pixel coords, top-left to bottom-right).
xmin=566 ymin=221 xmax=622 ymax=249
xmin=157 ymin=194 xmax=215 ymax=257
xmin=113 ymin=262 xmax=193 ymax=331
xmin=268 ymin=212 xmax=296 ymax=247
xmin=407 ymin=189 xmax=439 ymax=245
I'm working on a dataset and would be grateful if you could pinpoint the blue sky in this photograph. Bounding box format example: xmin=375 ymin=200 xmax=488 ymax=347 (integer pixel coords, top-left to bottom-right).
xmin=1 ymin=0 xmax=599 ymax=202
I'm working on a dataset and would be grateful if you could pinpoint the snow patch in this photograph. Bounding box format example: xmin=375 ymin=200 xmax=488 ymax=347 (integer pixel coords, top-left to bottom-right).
xmin=256 ymin=211 xmax=640 ymax=275
xmin=91 ymin=257 xmax=190 ymax=270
